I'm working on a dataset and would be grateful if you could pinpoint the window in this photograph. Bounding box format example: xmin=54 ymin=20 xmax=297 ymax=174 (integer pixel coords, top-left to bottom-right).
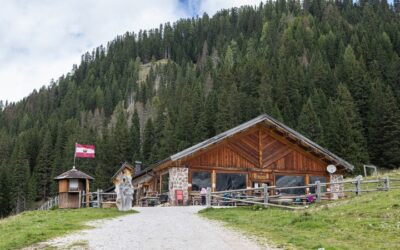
xmin=216 ymin=173 xmax=246 ymax=191
xmin=309 ymin=176 xmax=327 ymax=194
xmin=161 ymin=173 xmax=169 ymax=194
xmin=191 ymin=171 xmax=211 ymax=191
xmin=69 ymin=179 xmax=78 ymax=191
xmin=275 ymin=175 xmax=305 ymax=195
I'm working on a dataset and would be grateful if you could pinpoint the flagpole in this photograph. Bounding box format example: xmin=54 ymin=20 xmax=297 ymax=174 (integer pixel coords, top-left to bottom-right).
xmin=73 ymin=142 xmax=76 ymax=169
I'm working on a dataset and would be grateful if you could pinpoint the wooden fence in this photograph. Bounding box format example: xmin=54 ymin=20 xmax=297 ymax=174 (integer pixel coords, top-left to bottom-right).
xmin=37 ymin=191 xmax=117 ymax=210
xmin=80 ymin=190 xmax=117 ymax=208
xmin=206 ymin=176 xmax=400 ymax=210
xmin=38 ymin=195 xmax=59 ymax=210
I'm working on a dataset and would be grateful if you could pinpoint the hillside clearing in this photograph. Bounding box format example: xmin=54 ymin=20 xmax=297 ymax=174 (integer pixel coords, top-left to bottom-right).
xmin=0 ymin=208 xmax=136 ymax=250
xmin=200 ymin=188 xmax=400 ymax=249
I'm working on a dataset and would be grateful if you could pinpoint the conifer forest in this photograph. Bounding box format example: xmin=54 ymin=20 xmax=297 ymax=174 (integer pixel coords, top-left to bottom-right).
xmin=0 ymin=0 xmax=400 ymax=217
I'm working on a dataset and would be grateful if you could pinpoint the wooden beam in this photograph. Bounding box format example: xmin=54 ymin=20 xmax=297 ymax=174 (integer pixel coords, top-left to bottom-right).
xmin=85 ymin=178 xmax=89 ymax=208
xmin=190 ymin=165 xmax=272 ymax=173
xmin=262 ymin=148 xmax=293 ymax=168
xmin=305 ymin=174 xmax=310 ymax=194
xmin=211 ymin=170 xmax=216 ymax=192
xmin=261 ymin=126 xmax=328 ymax=167
xmin=226 ymin=142 xmax=259 ymax=167
xmin=258 ymin=128 xmax=262 ymax=168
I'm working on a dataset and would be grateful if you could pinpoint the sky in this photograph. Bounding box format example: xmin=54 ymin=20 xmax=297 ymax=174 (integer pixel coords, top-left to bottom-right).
xmin=0 ymin=0 xmax=262 ymax=103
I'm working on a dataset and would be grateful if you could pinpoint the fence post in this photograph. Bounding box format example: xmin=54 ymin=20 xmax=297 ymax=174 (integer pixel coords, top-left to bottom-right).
xmin=78 ymin=191 xmax=81 ymax=208
xmin=263 ymin=184 xmax=269 ymax=207
xmin=82 ymin=191 xmax=86 ymax=207
xmin=206 ymin=187 xmax=211 ymax=208
xmin=384 ymin=176 xmax=390 ymax=191
xmin=355 ymin=178 xmax=361 ymax=196
xmin=97 ymin=189 xmax=100 ymax=208
xmin=316 ymin=181 xmax=321 ymax=202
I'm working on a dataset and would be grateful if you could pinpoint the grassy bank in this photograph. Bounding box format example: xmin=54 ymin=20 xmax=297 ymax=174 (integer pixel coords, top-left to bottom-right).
xmin=0 ymin=208 xmax=136 ymax=250
xmin=200 ymin=189 xmax=400 ymax=249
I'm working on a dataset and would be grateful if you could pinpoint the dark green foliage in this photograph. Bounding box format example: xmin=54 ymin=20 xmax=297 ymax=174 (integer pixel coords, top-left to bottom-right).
xmin=130 ymin=110 xmax=141 ymax=162
xmin=0 ymin=0 xmax=400 ymax=217
xmin=297 ymin=98 xmax=324 ymax=145
xmin=35 ymin=130 xmax=53 ymax=200
xmin=0 ymin=165 xmax=12 ymax=218
xmin=142 ymin=118 xmax=155 ymax=165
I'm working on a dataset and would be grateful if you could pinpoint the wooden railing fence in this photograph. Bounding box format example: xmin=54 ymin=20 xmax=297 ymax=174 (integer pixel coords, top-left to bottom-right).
xmin=38 ymin=195 xmax=59 ymax=210
xmin=206 ymin=177 xmax=400 ymax=210
xmin=80 ymin=190 xmax=117 ymax=208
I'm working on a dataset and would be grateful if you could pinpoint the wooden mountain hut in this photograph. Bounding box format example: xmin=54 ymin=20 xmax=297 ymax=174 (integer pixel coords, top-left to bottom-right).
xmin=132 ymin=114 xmax=354 ymax=205
xmin=54 ymin=166 xmax=94 ymax=208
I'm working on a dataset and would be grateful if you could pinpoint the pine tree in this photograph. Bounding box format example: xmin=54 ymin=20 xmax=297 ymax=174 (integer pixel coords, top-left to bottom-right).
xmin=35 ymin=130 xmax=53 ymax=200
xmin=130 ymin=110 xmax=141 ymax=162
xmin=157 ymin=112 xmax=177 ymax=159
xmin=325 ymin=85 xmax=369 ymax=172
xmin=368 ymin=82 xmax=400 ymax=168
xmin=297 ymin=98 xmax=324 ymax=145
xmin=11 ymin=143 xmax=30 ymax=213
xmin=142 ymin=118 xmax=155 ymax=165
xmin=112 ymin=103 xmax=130 ymax=162
xmin=0 ymin=165 xmax=12 ymax=217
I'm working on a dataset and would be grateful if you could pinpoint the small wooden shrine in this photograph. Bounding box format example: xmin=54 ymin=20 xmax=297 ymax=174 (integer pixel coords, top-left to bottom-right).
xmin=54 ymin=166 xmax=94 ymax=208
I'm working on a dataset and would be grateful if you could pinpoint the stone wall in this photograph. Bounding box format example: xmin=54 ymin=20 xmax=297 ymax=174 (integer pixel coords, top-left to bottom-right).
xmin=330 ymin=174 xmax=344 ymax=199
xmin=169 ymin=167 xmax=189 ymax=205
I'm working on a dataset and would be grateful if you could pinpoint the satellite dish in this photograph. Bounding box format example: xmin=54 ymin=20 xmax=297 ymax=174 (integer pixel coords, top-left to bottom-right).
xmin=327 ymin=165 xmax=337 ymax=174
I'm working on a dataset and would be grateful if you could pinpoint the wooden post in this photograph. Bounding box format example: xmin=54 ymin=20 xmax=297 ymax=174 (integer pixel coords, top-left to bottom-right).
xmin=305 ymin=174 xmax=310 ymax=194
xmin=78 ymin=191 xmax=81 ymax=208
xmin=384 ymin=176 xmax=390 ymax=191
xmin=355 ymin=178 xmax=361 ymax=196
xmin=206 ymin=187 xmax=211 ymax=208
xmin=263 ymin=184 xmax=269 ymax=207
xmin=211 ymin=170 xmax=216 ymax=192
xmin=316 ymin=181 xmax=321 ymax=202
xmin=86 ymin=178 xmax=90 ymax=207
xmin=258 ymin=128 xmax=262 ymax=168
xmin=97 ymin=189 xmax=100 ymax=208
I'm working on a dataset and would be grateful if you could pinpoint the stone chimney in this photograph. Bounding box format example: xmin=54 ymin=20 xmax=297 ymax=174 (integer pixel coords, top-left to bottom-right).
xmin=134 ymin=161 xmax=142 ymax=176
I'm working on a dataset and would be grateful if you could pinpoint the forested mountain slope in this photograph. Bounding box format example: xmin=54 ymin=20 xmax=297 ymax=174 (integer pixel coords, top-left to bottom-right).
xmin=0 ymin=0 xmax=400 ymax=217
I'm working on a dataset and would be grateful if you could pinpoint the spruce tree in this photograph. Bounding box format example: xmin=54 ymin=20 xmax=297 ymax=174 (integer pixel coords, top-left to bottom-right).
xmin=142 ymin=118 xmax=155 ymax=165
xmin=297 ymin=98 xmax=324 ymax=145
xmin=0 ymin=166 xmax=12 ymax=217
xmin=368 ymin=82 xmax=400 ymax=168
xmin=112 ymin=103 xmax=130 ymax=162
xmin=35 ymin=130 xmax=53 ymax=200
xmin=130 ymin=110 xmax=141 ymax=162
xmin=11 ymin=143 xmax=30 ymax=213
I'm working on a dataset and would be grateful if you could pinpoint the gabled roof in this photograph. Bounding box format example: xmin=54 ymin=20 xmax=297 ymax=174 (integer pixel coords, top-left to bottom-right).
xmin=54 ymin=167 xmax=94 ymax=180
xmin=111 ymin=162 xmax=134 ymax=180
xmin=150 ymin=114 xmax=354 ymax=171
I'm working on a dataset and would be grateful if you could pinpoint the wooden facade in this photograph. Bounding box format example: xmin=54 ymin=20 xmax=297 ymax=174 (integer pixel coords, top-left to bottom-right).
xmin=163 ymin=125 xmax=339 ymax=191
xmin=132 ymin=114 xmax=353 ymax=204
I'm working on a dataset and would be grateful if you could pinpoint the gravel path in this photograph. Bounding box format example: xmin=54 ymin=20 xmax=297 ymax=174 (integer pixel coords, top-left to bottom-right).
xmin=43 ymin=206 xmax=274 ymax=250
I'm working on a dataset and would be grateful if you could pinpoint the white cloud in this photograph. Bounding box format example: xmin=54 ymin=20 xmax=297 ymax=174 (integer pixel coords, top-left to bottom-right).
xmin=0 ymin=0 xmax=186 ymax=102
xmin=0 ymin=0 xmax=263 ymax=102
xmin=196 ymin=0 xmax=262 ymax=16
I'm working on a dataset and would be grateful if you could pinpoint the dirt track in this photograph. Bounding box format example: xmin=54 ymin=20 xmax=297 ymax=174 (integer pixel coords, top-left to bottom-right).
xmin=41 ymin=206 xmax=273 ymax=250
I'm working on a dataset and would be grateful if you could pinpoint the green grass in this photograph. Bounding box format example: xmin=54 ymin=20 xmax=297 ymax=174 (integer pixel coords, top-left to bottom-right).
xmin=200 ymin=189 xmax=400 ymax=249
xmin=0 ymin=208 xmax=136 ymax=250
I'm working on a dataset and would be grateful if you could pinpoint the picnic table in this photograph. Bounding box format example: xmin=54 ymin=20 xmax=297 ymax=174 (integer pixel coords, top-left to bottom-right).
xmin=140 ymin=193 xmax=160 ymax=207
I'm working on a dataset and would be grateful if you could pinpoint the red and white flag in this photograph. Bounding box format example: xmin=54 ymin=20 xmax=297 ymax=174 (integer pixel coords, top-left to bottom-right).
xmin=75 ymin=143 xmax=95 ymax=158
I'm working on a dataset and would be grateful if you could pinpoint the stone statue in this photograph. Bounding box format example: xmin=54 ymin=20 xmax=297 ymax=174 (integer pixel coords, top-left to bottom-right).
xmin=116 ymin=176 xmax=134 ymax=211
